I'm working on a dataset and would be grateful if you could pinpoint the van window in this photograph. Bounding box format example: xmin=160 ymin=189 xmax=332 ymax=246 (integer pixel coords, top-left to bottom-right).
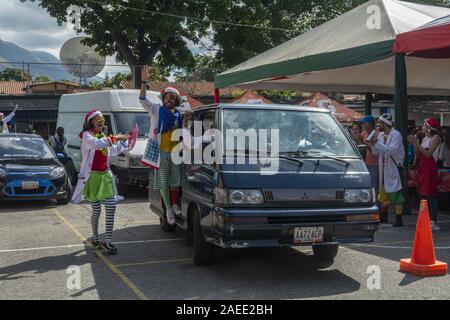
xmin=192 ymin=110 xmax=216 ymax=136
xmin=58 ymin=113 xmax=112 ymax=136
xmin=222 ymin=109 xmax=357 ymax=157
xmin=113 ymin=112 xmax=150 ymax=137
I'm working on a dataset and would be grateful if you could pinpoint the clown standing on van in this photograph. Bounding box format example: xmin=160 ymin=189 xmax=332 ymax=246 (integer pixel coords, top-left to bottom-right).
xmin=139 ymin=65 xmax=191 ymax=226
xmin=72 ymin=110 xmax=130 ymax=254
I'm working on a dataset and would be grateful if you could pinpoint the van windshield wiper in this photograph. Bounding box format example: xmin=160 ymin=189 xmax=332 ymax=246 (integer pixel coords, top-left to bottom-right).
xmin=297 ymin=150 xmax=350 ymax=168
xmin=233 ymin=149 xmax=304 ymax=168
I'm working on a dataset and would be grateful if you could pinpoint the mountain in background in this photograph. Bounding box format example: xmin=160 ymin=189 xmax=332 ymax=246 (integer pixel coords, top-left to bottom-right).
xmin=0 ymin=38 xmax=103 ymax=82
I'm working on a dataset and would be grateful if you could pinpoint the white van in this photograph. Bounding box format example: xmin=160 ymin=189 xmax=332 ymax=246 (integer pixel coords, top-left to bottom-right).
xmin=57 ymin=89 xmax=161 ymax=192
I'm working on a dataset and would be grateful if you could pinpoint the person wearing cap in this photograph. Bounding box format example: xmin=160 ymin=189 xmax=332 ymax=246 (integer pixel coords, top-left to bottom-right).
xmin=407 ymin=118 xmax=441 ymax=231
xmin=370 ymin=113 xmax=405 ymax=227
xmin=72 ymin=110 xmax=130 ymax=254
xmin=360 ymin=115 xmax=380 ymax=201
xmin=350 ymin=122 xmax=364 ymax=145
xmin=139 ymin=65 xmax=191 ymax=226
xmin=0 ymin=105 xmax=18 ymax=134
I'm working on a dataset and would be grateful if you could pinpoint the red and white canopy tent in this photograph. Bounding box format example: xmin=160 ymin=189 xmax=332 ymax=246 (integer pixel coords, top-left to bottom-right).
xmin=393 ymin=14 xmax=450 ymax=134
xmin=298 ymin=93 xmax=363 ymax=123
xmin=230 ymin=90 xmax=273 ymax=104
xmin=393 ymin=15 xmax=450 ymax=58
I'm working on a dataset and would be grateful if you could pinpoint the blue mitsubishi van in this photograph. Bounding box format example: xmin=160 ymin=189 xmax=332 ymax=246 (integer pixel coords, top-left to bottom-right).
xmin=148 ymin=104 xmax=379 ymax=265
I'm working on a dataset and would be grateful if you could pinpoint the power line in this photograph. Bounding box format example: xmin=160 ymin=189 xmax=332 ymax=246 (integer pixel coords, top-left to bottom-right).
xmin=83 ymin=0 xmax=298 ymax=33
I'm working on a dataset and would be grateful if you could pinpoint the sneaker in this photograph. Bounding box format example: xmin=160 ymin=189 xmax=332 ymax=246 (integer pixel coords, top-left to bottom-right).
xmin=166 ymin=208 xmax=176 ymax=225
xmin=431 ymin=221 xmax=441 ymax=231
xmin=90 ymin=239 xmax=102 ymax=250
xmin=102 ymin=242 xmax=118 ymax=255
xmin=172 ymin=204 xmax=181 ymax=216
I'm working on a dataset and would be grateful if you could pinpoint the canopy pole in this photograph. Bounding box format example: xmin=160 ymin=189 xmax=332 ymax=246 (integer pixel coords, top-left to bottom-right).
xmin=394 ymin=52 xmax=411 ymax=215
xmin=365 ymin=94 xmax=373 ymax=115
xmin=440 ymin=113 xmax=444 ymax=126
xmin=394 ymin=53 xmax=408 ymax=150
xmin=214 ymin=88 xmax=220 ymax=104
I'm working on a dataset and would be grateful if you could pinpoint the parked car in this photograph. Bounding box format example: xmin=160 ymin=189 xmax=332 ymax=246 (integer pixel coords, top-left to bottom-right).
xmin=148 ymin=104 xmax=380 ymax=265
xmin=0 ymin=133 xmax=72 ymax=204
xmin=57 ymin=90 xmax=159 ymax=192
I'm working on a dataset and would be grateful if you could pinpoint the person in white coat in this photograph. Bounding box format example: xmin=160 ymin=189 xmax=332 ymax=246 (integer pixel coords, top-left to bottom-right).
xmin=139 ymin=66 xmax=192 ymax=226
xmin=72 ymin=110 xmax=130 ymax=254
xmin=370 ymin=113 xmax=406 ymax=227
xmin=0 ymin=105 xmax=18 ymax=134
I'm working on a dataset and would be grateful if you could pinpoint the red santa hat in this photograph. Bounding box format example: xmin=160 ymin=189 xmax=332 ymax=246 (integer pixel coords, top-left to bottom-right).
xmin=159 ymin=87 xmax=183 ymax=105
xmin=424 ymin=118 xmax=439 ymax=131
xmin=85 ymin=110 xmax=102 ymax=123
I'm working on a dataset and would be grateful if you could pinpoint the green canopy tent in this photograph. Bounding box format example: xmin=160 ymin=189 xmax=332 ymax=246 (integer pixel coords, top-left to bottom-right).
xmin=215 ymin=0 xmax=450 ymax=149
xmin=215 ymin=0 xmax=450 ymax=95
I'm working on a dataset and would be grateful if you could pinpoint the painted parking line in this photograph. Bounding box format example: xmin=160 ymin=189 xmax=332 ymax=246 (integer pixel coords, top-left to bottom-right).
xmin=52 ymin=208 xmax=149 ymax=300
xmin=0 ymin=238 xmax=186 ymax=254
xmin=73 ymin=220 xmax=161 ymax=228
xmin=344 ymin=236 xmax=450 ymax=250
xmin=115 ymin=258 xmax=192 ymax=268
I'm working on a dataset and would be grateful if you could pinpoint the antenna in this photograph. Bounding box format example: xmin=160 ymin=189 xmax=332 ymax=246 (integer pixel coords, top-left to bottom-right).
xmin=59 ymin=36 xmax=106 ymax=86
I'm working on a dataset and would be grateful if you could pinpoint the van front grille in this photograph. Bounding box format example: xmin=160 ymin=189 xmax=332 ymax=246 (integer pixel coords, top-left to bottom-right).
xmin=267 ymin=215 xmax=346 ymax=224
xmin=335 ymin=190 xmax=344 ymax=200
xmin=263 ymin=190 xmax=273 ymax=201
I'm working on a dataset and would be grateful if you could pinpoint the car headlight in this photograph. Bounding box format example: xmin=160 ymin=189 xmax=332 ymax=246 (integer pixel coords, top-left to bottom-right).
xmin=344 ymin=189 xmax=372 ymax=204
xmin=49 ymin=167 xmax=66 ymax=178
xmin=214 ymin=188 xmax=265 ymax=205
xmin=0 ymin=167 xmax=6 ymax=178
xmin=230 ymin=189 xmax=264 ymax=204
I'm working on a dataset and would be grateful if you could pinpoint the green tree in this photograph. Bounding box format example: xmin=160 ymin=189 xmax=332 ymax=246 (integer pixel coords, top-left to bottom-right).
xmin=0 ymin=68 xmax=31 ymax=81
xmin=34 ymin=75 xmax=52 ymax=82
xmin=174 ymin=54 xmax=224 ymax=82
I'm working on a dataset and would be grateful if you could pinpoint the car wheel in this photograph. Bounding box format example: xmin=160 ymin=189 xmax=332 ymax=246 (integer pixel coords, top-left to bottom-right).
xmin=312 ymin=242 xmax=339 ymax=261
xmin=193 ymin=208 xmax=213 ymax=265
xmin=57 ymin=178 xmax=73 ymax=205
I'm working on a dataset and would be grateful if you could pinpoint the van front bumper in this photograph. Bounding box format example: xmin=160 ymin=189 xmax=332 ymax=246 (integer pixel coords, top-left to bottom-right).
xmin=203 ymin=206 xmax=379 ymax=249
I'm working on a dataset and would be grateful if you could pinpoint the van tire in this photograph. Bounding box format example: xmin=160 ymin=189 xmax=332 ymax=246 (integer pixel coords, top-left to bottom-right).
xmin=193 ymin=208 xmax=214 ymax=265
xmin=160 ymin=216 xmax=177 ymax=233
xmin=312 ymin=243 xmax=339 ymax=261
xmin=65 ymin=160 xmax=77 ymax=185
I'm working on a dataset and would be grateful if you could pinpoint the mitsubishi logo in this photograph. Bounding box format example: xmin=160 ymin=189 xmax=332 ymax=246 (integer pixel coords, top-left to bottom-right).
xmin=301 ymin=192 xmax=309 ymax=200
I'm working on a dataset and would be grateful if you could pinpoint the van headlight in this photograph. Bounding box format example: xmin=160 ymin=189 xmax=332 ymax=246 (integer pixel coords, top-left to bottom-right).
xmin=49 ymin=167 xmax=66 ymax=178
xmin=214 ymin=188 xmax=264 ymax=205
xmin=344 ymin=189 xmax=372 ymax=204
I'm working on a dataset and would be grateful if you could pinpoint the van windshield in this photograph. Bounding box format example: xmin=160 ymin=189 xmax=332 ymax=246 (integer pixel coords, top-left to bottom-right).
xmin=222 ymin=109 xmax=358 ymax=158
xmin=114 ymin=112 xmax=150 ymax=137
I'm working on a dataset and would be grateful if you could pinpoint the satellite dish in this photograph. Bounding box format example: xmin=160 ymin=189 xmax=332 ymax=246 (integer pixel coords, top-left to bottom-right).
xmin=59 ymin=36 xmax=106 ymax=82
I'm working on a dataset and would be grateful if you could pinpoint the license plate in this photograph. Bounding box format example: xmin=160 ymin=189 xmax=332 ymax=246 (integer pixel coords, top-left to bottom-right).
xmin=22 ymin=181 xmax=39 ymax=190
xmin=293 ymin=227 xmax=324 ymax=244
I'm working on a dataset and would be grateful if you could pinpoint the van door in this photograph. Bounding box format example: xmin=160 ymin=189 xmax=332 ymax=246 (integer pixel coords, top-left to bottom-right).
xmin=184 ymin=109 xmax=217 ymax=206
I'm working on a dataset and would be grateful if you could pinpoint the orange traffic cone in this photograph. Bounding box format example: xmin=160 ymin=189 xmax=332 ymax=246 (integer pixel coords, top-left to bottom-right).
xmin=400 ymin=200 xmax=448 ymax=276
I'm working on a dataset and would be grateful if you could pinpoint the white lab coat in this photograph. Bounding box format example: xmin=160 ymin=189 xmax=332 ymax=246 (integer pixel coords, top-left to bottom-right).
xmin=372 ymin=128 xmax=405 ymax=193
xmin=0 ymin=111 xmax=15 ymax=133
xmin=72 ymin=131 xmax=127 ymax=204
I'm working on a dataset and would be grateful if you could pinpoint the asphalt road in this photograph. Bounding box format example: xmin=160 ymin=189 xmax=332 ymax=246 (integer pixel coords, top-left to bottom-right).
xmin=1 ymin=188 xmax=450 ymax=300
